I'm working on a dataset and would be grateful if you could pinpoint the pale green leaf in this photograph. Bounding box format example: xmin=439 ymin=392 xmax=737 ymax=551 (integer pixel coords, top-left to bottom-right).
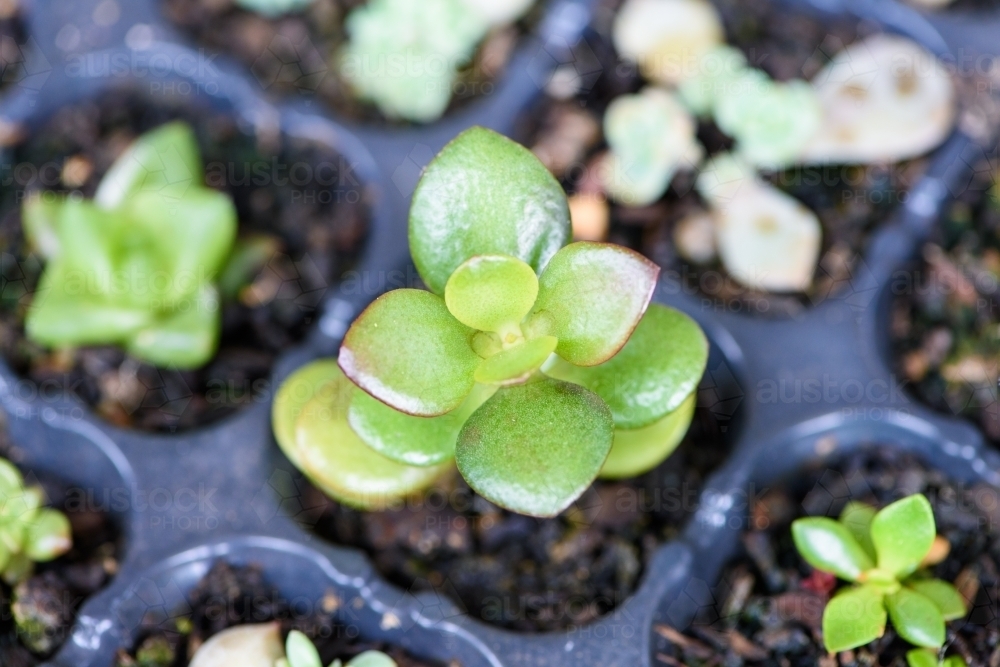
xmin=444 ymin=254 xmax=538 ymax=333
xmin=871 ymin=495 xmax=936 ymax=578
xmin=126 ymin=286 xmax=220 ymax=369
xmin=339 ymin=289 xmax=480 ymax=416
xmin=409 ymin=127 xmax=570 ymax=294
xmin=285 ymin=630 xmax=322 ymax=667
xmin=272 ymin=360 xmax=343 ymax=469
xmin=347 ymin=651 xmax=397 ymax=667
xmin=455 ymin=378 xmax=613 ymax=517
xmin=905 ymin=648 xmax=939 ymax=667
xmin=23 ymin=508 xmax=71 ymax=562
xmin=822 ymin=584 xmax=887 ymax=653
xmin=886 ymin=587 xmax=946 ymax=648
xmin=531 ymin=242 xmax=659 ymax=366
xmin=791 ymin=517 xmax=874 ymax=581
xmin=95 ymin=121 xmax=203 ymax=208
xmin=840 ymin=501 xmax=877 ymax=560
xmin=599 ymin=391 xmax=696 ymax=479
xmin=907 ymin=579 xmax=967 ymax=621
xmin=347 ymin=384 xmax=495 ymax=466
xmin=545 ymin=304 xmax=706 ymax=428
xmin=295 ymin=367 xmax=447 ymax=510
xmin=22 ymin=194 xmax=62 ymax=259
xmin=474 ymin=335 xmax=557 ymax=385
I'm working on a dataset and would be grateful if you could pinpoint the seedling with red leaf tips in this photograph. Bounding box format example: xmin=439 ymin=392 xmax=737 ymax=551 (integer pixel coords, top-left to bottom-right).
xmin=792 ymin=495 xmax=968 ymax=654
xmin=272 ymin=126 xmax=708 ymax=517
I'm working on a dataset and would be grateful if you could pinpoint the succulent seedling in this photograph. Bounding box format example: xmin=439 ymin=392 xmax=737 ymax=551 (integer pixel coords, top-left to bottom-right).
xmin=906 ymin=648 xmax=968 ymax=667
xmin=0 ymin=457 xmax=71 ymax=585
xmin=340 ymin=0 xmax=534 ymax=122
xmin=280 ymin=630 xmax=395 ymax=667
xmin=792 ymin=495 xmax=968 ymax=653
xmin=273 ymin=126 xmax=708 ymax=517
xmin=23 ymin=122 xmax=237 ymax=369
xmin=234 ymin=0 xmax=314 ymax=17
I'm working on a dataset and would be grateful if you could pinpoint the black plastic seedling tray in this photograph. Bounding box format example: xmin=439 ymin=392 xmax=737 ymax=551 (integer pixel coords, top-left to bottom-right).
xmin=0 ymin=0 xmax=998 ymax=665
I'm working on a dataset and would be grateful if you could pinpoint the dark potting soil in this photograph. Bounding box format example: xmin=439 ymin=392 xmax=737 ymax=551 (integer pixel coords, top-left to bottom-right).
xmin=0 ymin=88 xmax=368 ymax=432
xmin=162 ymin=0 xmax=539 ymax=124
xmin=890 ymin=163 xmax=1000 ymax=443
xmin=523 ymin=0 xmax=931 ymax=318
xmin=115 ymin=561 xmax=447 ymax=667
xmin=655 ymin=447 xmax=1000 ymax=666
xmin=305 ymin=401 xmax=732 ymax=633
xmin=0 ymin=425 xmax=122 ymax=667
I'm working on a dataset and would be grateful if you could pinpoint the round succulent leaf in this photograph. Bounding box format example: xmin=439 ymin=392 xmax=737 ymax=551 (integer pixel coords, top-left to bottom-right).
xmin=822 ymin=584 xmax=887 ymax=653
xmin=285 ymin=630 xmax=322 ymax=667
xmin=339 ymin=289 xmax=480 ymax=416
xmin=444 ymin=255 xmax=538 ymax=333
xmin=871 ymin=495 xmax=936 ymax=578
xmin=906 ymin=579 xmax=967 ymax=621
xmin=474 ymin=336 xmax=558 ymax=385
xmin=886 ymin=587 xmax=946 ymax=648
xmin=455 ymin=378 xmax=613 ymax=517
xmin=840 ymin=501 xmax=877 ymax=560
xmin=599 ymin=391 xmax=695 ymax=479
xmin=189 ymin=623 xmax=284 ymax=667
xmin=546 ymin=304 xmax=707 ymax=428
xmin=347 ymin=652 xmax=398 ymax=667
xmin=532 ymin=242 xmax=659 ymax=366
xmin=23 ymin=509 xmax=71 ymax=562
xmin=905 ymin=649 xmax=939 ymax=667
xmin=272 ymin=360 xmax=343 ymax=469
xmin=347 ymin=383 xmax=496 ymax=466
xmin=294 ymin=369 xmax=447 ymax=510
xmin=791 ymin=517 xmax=874 ymax=581
xmin=409 ymin=127 xmax=571 ymax=295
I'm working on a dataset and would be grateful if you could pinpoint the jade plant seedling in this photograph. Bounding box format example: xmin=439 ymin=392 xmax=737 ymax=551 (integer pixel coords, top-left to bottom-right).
xmin=792 ymin=495 xmax=968 ymax=653
xmin=273 ymin=126 xmax=708 ymax=517
xmin=0 ymin=457 xmax=71 ymax=585
xmin=340 ymin=0 xmax=534 ymax=122
xmin=280 ymin=631 xmax=395 ymax=667
xmin=23 ymin=121 xmax=237 ymax=369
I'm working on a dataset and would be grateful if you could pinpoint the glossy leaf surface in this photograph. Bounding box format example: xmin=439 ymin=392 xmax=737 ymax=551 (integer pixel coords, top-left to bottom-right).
xmin=792 ymin=517 xmax=873 ymax=581
xmin=474 ymin=335 xmax=557 ymax=385
xmin=456 ymin=378 xmax=613 ymax=517
xmin=886 ymin=587 xmax=945 ymax=648
xmin=871 ymin=495 xmax=936 ymax=578
xmin=409 ymin=127 xmax=570 ymax=294
xmin=546 ymin=304 xmax=706 ymax=427
xmin=532 ymin=243 xmax=658 ymax=366
xmin=444 ymin=254 xmax=538 ymax=333
xmin=339 ymin=289 xmax=480 ymax=416
xmin=599 ymin=391 xmax=696 ymax=479
xmin=907 ymin=579 xmax=966 ymax=621
xmin=822 ymin=584 xmax=887 ymax=653
xmin=840 ymin=501 xmax=877 ymax=560
xmin=272 ymin=360 xmax=343 ymax=468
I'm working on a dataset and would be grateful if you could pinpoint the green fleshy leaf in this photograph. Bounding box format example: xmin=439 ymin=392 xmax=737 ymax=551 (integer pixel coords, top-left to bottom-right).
xmin=126 ymin=285 xmax=220 ymax=369
xmin=840 ymin=501 xmax=877 ymax=560
xmin=905 ymin=648 xmax=939 ymax=667
xmin=530 ymin=242 xmax=659 ymax=366
xmin=444 ymin=254 xmax=538 ymax=333
xmin=0 ymin=460 xmax=24 ymax=497
xmin=3 ymin=550 xmax=32 ymax=584
xmin=22 ymin=194 xmax=62 ymax=259
xmin=285 ymin=630 xmax=322 ymax=667
xmin=474 ymin=336 xmax=557 ymax=385
xmin=347 ymin=652 xmax=397 ymax=667
xmin=791 ymin=517 xmax=874 ymax=581
xmin=409 ymin=127 xmax=571 ymax=295
xmin=272 ymin=360 xmax=344 ymax=469
xmin=545 ymin=304 xmax=707 ymax=428
xmin=907 ymin=579 xmax=967 ymax=621
xmin=23 ymin=508 xmax=71 ymax=562
xmin=822 ymin=584 xmax=887 ymax=653
xmin=599 ymin=391 xmax=696 ymax=479
xmin=124 ymin=190 xmax=237 ymax=308
xmin=294 ymin=366 xmax=447 ymax=510
xmin=455 ymin=377 xmax=613 ymax=517
xmin=886 ymin=587 xmax=946 ymax=648
xmin=52 ymin=199 xmax=120 ymax=295
xmin=871 ymin=495 xmax=936 ymax=578
xmin=347 ymin=384 xmax=495 ymax=466
xmin=339 ymin=289 xmax=480 ymax=416
xmin=0 ymin=540 xmax=9 ymax=574
xmin=943 ymin=656 xmax=969 ymax=667
xmin=94 ymin=121 xmax=203 ymax=208
xmin=26 ymin=264 xmax=152 ymax=347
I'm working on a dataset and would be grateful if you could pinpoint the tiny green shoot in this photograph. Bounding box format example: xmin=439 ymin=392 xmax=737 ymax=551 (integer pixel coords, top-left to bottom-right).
xmin=792 ymin=495 xmax=968 ymax=654
xmin=278 ymin=630 xmax=396 ymax=667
